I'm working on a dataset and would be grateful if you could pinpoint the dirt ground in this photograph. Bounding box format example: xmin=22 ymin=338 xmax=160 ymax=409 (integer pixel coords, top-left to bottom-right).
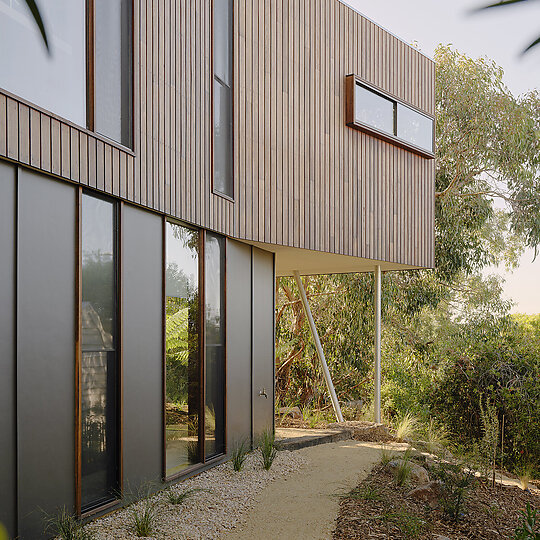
xmin=333 ymin=461 xmax=540 ymax=539
xmin=223 ymin=440 xmax=406 ymax=540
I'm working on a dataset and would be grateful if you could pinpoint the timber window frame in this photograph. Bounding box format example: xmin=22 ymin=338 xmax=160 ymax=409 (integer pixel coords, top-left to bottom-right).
xmin=77 ymin=189 xmax=122 ymax=517
xmin=345 ymin=74 xmax=435 ymax=159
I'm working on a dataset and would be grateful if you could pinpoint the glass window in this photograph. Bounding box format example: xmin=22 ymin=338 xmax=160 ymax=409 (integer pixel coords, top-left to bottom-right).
xmin=213 ymin=0 xmax=232 ymax=87
xmin=81 ymin=193 xmax=119 ymax=511
xmin=397 ymin=103 xmax=433 ymax=153
xmin=213 ymin=80 xmax=233 ymax=197
xmin=165 ymin=223 xmax=201 ymax=476
xmin=204 ymin=233 xmax=225 ymax=459
xmin=0 ymin=0 xmax=86 ymax=125
xmin=354 ymin=84 xmax=394 ymax=135
xmin=95 ymin=0 xmax=133 ymax=147
xmin=213 ymin=0 xmax=233 ymax=198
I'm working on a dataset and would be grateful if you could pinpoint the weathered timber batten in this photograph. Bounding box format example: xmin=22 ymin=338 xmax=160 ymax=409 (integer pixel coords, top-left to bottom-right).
xmin=0 ymin=0 xmax=434 ymax=269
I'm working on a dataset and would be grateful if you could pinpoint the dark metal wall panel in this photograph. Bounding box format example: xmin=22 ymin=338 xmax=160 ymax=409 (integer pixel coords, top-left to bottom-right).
xmin=251 ymin=247 xmax=275 ymax=439
xmin=122 ymin=204 xmax=163 ymax=487
xmin=225 ymin=240 xmax=253 ymax=447
xmin=0 ymin=160 xmax=16 ymax=537
xmin=17 ymin=169 xmax=76 ymax=540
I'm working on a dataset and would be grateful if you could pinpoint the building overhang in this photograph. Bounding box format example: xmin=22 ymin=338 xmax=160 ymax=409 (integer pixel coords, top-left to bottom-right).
xmin=241 ymin=240 xmax=426 ymax=277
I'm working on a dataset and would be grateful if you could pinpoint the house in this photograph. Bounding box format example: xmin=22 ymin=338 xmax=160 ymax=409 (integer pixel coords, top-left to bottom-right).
xmin=0 ymin=0 xmax=434 ymax=538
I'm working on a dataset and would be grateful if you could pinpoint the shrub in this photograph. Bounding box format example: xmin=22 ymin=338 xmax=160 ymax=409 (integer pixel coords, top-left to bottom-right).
xmin=43 ymin=507 xmax=95 ymax=540
xmin=259 ymin=429 xmax=278 ymax=470
xmin=393 ymin=459 xmax=412 ymax=487
xmin=167 ymin=487 xmax=207 ymax=505
xmin=431 ymin=460 xmax=475 ymax=522
xmin=130 ymin=500 xmax=156 ymax=537
xmin=231 ymin=439 xmax=249 ymax=472
xmin=394 ymin=413 xmax=418 ymax=443
xmin=514 ymin=503 xmax=539 ymax=540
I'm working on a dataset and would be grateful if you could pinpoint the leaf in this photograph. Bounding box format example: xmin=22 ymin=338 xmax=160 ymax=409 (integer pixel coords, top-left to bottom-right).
xmin=24 ymin=0 xmax=49 ymax=52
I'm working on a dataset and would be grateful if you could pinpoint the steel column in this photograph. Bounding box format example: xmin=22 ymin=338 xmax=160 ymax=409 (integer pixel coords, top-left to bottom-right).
xmin=293 ymin=270 xmax=344 ymax=423
xmin=374 ymin=265 xmax=382 ymax=423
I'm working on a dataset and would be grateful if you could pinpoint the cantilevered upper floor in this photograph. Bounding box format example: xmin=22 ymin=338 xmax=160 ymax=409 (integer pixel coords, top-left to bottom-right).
xmin=0 ymin=0 xmax=435 ymax=274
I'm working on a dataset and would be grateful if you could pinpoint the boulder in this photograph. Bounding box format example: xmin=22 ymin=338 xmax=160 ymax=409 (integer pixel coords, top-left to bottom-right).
xmin=277 ymin=406 xmax=303 ymax=420
xmin=406 ymin=481 xmax=442 ymax=507
xmin=387 ymin=459 xmax=430 ymax=485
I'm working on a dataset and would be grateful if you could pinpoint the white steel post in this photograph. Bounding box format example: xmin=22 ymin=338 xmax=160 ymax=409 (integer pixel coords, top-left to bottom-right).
xmin=374 ymin=265 xmax=382 ymax=423
xmin=293 ymin=270 xmax=344 ymax=423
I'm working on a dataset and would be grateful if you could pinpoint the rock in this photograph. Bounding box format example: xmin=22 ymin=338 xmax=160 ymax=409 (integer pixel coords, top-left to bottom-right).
xmin=433 ymin=536 xmax=451 ymax=540
xmin=328 ymin=421 xmax=394 ymax=442
xmin=407 ymin=481 xmax=442 ymax=506
xmin=277 ymin=406 xmax=303 ymax=420
xmin=387 ymin=459 xmax=430 ymax=485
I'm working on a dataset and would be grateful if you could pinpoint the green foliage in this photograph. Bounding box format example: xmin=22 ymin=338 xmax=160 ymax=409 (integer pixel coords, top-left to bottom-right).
xmin=381 ymin=510 xmax=426 ymax=538
xmin=130 ymin=500 xmax=156 ymax=537
xmin=167 ymin=487 xmax=207 ymax=505
xmin=0 ymin=523 xmax=6 ymax=540
xmin=431 ymin=461 xmax=476 ymax=522
xmin=394 ymin=413 xmax=418 ymax=443
xmin=349 ymin=484 xmax=383 ymax=502
xmin=43 ymin=507 xmax=95 ymax=540
xmin=231 ymin=439 xmax=250 ymax=472
xmin=514 ymin=503 xmax=540 ymax=540
xmin=275 ymin=46 xmax=540 ymax=481
xmin=258 ymin=429 xmax=278 ymax=471
xmin=393 ymin=459 xmax=412 ymax=487
xmin=379 ymin=446 xmax=395 ymax=466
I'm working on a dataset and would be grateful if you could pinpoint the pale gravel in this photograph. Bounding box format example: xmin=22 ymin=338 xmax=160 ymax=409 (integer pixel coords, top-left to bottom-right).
xmin=85 ymin=450 xmax=307 ymax=540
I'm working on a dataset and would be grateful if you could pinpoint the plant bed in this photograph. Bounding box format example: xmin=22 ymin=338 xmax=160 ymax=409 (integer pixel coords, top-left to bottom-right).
xmin=333 ymin=459 xmax=540 ymax=539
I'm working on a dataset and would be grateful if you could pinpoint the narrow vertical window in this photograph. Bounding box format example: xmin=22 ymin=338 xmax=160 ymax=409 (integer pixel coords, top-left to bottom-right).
xmin=165 ymin=223 xmax=201 ymax=476
xmin=204 ymin=233 xmax=225 ymax=458
xmin=94 ymin=0 xmax=133 ymax=147
xmin=213 ymin=0 xmax=233 ymax=197
xmin=81 ymin=193 xmax=119 ymax=511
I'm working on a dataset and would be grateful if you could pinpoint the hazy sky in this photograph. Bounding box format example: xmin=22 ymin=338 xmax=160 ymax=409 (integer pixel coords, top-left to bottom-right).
xmin=345 ymin=0 xmax=540 ymax=314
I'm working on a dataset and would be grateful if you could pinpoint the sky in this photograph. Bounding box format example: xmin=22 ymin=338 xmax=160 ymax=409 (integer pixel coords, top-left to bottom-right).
xmin=345 ymin=0 xmax=540 ymax=314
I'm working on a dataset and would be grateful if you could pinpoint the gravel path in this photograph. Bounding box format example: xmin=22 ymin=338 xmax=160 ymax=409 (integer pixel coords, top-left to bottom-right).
xmin=86 ymin=450 xmax=307 ymax=540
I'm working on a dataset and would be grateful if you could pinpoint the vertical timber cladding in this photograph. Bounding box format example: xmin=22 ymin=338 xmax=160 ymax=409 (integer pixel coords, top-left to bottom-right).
xmin=233 ymin=0 xmax=435 ymax=268
xmin=0 ymin=161 xmax=16 ymax=538
xmin=17 ymin=170 xmax=76 ymax=540
xmin=0 ymin=0 xmax=434 ymax=269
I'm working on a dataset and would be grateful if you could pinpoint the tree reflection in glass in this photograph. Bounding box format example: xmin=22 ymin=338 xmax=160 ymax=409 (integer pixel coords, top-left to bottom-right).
xmin=165 ymin=223 xmax=200 ymax=476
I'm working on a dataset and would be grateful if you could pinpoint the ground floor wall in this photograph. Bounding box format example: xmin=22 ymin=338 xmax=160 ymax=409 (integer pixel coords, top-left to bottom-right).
xmin=0 ymin=161 xmax=275 ymax=540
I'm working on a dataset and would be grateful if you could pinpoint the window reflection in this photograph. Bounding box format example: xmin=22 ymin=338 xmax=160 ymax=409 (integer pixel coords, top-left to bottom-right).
xmin=81 ymin=193 xmax=118 ymax=510
xmin=165 ymin=223 xmax=201 ymax=476
xmin=354 ymin=84 xmax=394 ymax=135
xmin=0 ymin=0 xmax=86 ymax=125
xmin=205 ymin=233 xmax=225 ymax=459
xmin=397 ymin=103 xmax=433 ymax=153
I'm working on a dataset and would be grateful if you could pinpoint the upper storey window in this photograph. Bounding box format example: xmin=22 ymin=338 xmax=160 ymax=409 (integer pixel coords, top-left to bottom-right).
xmin=0 ymin=0 xmax=86 ymax=126
xmin=346 ymin=75 xmax=434 ymax=158
xmin=0 ymin=0 xmax=133 ymax=148
xmin=213 ymin=0 xmax=234 ymax=199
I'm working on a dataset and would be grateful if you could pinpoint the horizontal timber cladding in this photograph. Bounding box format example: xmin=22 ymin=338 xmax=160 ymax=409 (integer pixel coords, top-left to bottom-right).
xmin=0 ymin=0 xmax=434 ymax=269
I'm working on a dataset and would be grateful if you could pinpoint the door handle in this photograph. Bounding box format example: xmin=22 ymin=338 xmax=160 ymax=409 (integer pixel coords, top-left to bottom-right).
xmin=259 ymin=388 xmax=268 ymax=399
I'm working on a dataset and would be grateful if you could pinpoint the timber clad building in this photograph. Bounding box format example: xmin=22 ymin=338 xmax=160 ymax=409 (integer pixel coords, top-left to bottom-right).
xmin=0 ymin=0 xmax=435 ymax=537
